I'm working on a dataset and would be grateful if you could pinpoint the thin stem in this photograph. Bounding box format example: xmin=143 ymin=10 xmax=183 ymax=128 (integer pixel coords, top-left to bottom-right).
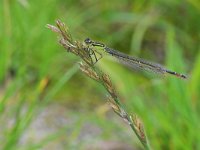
xmin=47 ymin=20 xmax=151 ymax=150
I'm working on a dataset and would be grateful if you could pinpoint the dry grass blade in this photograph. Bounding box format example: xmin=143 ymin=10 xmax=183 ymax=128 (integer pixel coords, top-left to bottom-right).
xmin=47 ymin=20 xmax=151 ymax=150
xmin=79 ymin=62 xmax=100 ymax=81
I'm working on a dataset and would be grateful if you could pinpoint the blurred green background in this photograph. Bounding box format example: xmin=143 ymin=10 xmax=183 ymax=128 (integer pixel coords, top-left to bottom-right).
xmin=0 ymin=0 xmax=200 ymax=150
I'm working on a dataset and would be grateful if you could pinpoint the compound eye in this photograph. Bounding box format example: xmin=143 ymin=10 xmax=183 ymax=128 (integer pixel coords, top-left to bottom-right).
xmin=84 ymin=38 xmax=92 ymax=44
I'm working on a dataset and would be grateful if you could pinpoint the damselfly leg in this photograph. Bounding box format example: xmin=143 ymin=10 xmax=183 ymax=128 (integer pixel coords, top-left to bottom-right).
xmin=84 ymin=45 xmax=103 ymax=65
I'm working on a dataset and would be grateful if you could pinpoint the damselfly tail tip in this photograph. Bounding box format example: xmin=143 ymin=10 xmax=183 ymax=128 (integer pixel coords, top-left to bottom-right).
xmin=166 ymin=70 xmax=187 ymax=79
xmin=174 ymin=73 xmax=187 ymax=79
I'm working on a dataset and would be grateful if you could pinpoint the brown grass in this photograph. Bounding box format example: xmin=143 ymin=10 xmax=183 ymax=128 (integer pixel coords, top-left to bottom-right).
xmin=47 ymin=20 xmax=151 ymax=150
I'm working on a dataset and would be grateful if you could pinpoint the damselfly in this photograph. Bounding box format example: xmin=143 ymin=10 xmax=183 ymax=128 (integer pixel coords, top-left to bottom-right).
xmin=84 ymin=38 xmax=187 ymax=79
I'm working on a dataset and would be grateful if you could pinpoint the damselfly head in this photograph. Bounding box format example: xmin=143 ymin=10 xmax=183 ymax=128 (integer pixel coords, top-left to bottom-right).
xmin=84 ymin=38 xmax=93 ymax=45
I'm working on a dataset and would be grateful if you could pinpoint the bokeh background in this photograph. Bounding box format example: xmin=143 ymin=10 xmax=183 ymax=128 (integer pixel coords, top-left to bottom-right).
xmin=1 ymin=0 xmax=200 ymax=150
